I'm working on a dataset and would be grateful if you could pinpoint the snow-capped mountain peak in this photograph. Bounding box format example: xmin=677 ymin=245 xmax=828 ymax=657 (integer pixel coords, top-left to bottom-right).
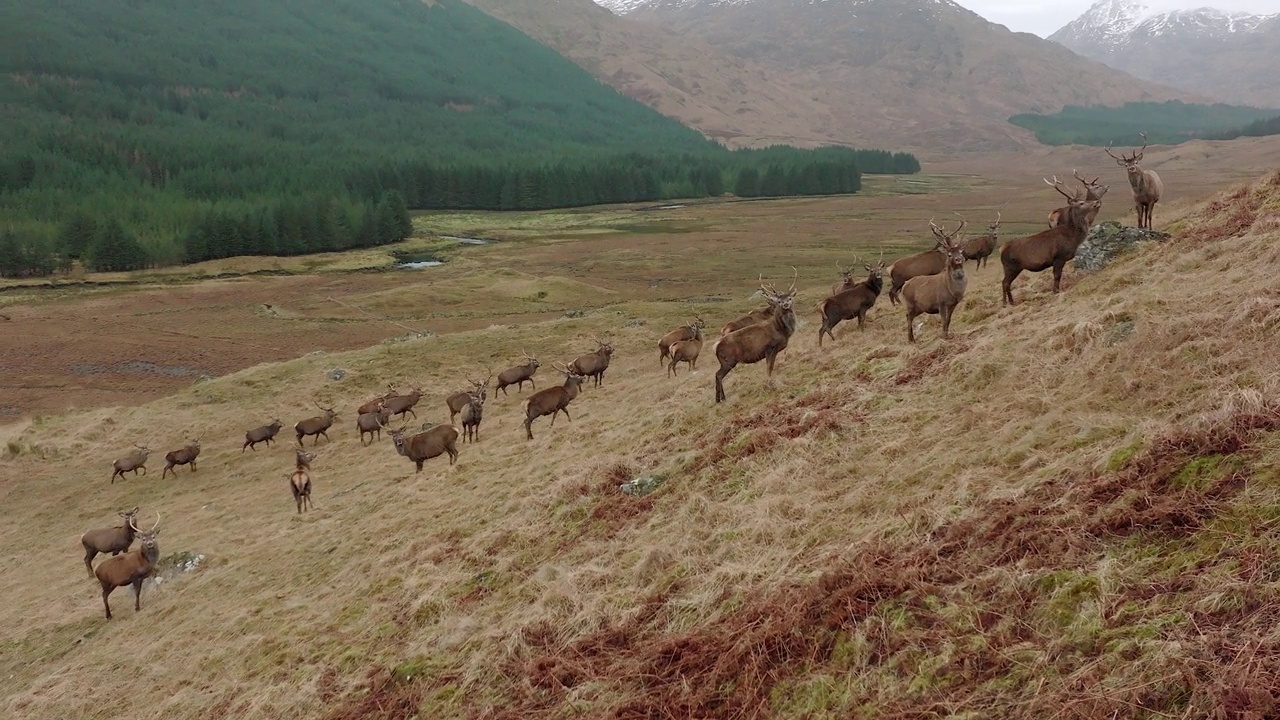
xmin=1051 ymin=1 xmax=1276 ymax=52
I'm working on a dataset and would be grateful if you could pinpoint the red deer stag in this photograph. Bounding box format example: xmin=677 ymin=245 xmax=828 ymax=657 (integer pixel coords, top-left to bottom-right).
xmin=818 ymin=257 xmax=887 ymax=346
xmin=356 ymin=408 xmax=391 ymax=446
xmin=111 ymin=444 xmax=150 ymax=484
xmin=887 ymin=235 xmax=949 ymax=306
xmin=80 ymin=506 xmax=140 ymax=577
xmin=1000 ymin=176 xmax=1108 ymax=306
xmin=357 ymin=385 xmax=397 ymax=416
xmin=1048 ymin=170 xmax=1104 ymax=229
xmin=93 ymin=511 xmax=161 ymax=619
xmin=1106 ymin=133 xmax=1163 ymax=230
xmin=161 ymin=437 xmax=201 ymax=479
xmin=381 ymin=386 xmax=424 ymax=422
xmin=242 ymin=419 xmax=284 ymax=452
xmin=388 ymin=424 xmax=460 ymax=473
xmin=714 ymin=271 xmax=798 ymax=404
xmin=658 ymin=315 xmax=706 ymax=366
xmin=903 ymin=219 xmax=968 ymax=343
xmin=295 ymin=403 xmax=339 ymax=446
xmin=496 ymin=353 xmax=540 ymax=396
xmin=289 ymin=449 xmax=315 ymax=513
xmin=447 ymin=373 xmax=490 ymax=424
xmin=570 ymin=336 xmax=614 ymax=388
xmin=666 ymin=322 xmax=704 ymax=377
xmin=460 ymin=390 xmax=485 ymax=443
xmin=962 ymin=212 xmax=1002 ymax=270
xmin=522 ymin=362 xmax=586 ymax=440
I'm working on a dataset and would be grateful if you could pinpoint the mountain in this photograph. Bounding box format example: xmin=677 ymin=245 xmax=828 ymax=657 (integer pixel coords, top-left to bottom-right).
xmin=2 ymin=0 xmax=903 ymax=276
xmin=580 ymin=0 xmax=1196 ymax=151
xmin=1050 ymin=1 xmax=1280 ymax=108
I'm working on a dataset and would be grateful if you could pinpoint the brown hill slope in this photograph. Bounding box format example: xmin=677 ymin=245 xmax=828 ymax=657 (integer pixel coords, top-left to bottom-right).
xmin=5 ymin=162 xmax=1280 ymax=717
xmin=610 ymin=0 xmax=1200 ymax=152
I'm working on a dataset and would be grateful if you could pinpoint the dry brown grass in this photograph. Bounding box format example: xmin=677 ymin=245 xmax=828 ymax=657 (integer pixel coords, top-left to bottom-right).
xmin=4 ymin=159 xmax=1280 ymax=719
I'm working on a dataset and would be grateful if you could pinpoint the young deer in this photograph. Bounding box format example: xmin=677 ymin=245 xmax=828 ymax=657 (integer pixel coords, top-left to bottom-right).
xmin=666 ymin=323 xmax=705 ymax=377
xmin=902 ymin=219 xmax=968 ymax=343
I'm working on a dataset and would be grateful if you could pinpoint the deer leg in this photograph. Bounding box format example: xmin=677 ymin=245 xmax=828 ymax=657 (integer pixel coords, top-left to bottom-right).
xmin=415 ymin=460 xmax=424 ymax=473
xmin=550 ymin=410 xmax=559 ymax=427
xmin=766 ymin=352 xmax=778 ymax=376
xmin=102 ymin=586 xmax=114 ymax=619
xmin=562 ymin=408 xmax=572 ymax=423
xmin=133 ymin=579 xmax=144 ymax=611
xmin=907 ymin=310 xmax=918 ymax=342
xmin=1052 ymin=262 xmax=1065 ymax=293
xmin=84 ymin=551 xmax=96 ymax=578
xmin=857 ymin=311 xmax=866 ymax=331
xmin=525 ymin=418 xmax=534 ymax=441
xmin=941 ymin=306 xmax=952 ymax=338
xmin=1002 ymin=269 xmax=1018 ymax=306
xmin=715 ymin=364 xmax=732 ymax=404
xmin=190 ymin=458 xmax=197 ymax=471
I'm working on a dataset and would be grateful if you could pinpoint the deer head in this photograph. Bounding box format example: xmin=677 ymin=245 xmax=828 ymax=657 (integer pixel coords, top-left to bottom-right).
xmin=929 ymin=218 xmax=968 ymax=275
xmin=1105 ymin=133 xmax=1150 ymax=180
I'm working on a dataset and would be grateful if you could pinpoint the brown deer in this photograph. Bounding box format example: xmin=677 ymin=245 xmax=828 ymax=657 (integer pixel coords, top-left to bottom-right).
xmin=522 ymin=362 xmax=586 ymax=440
xmin=887 ymin=237 xmax=948 ymax=306
xmin=242 ymin=419 xmax=284 ymax=452
xmin=719 ymin=304 xmax=774 ymax=337
xmin=1048 ymin=170 xmax=1104 ymax=229
xmin=903 ymin=219 xmax=968 ymax=343
xmin=381 ymin=386 xmax=424 ymax=422
xmin=161 ymin=437 xmax=201 ymax=479
xmin=357 ymin=385 xmax=397 ymax=416
xmin=666 ymin=322 xmax=705 ymax=377
xmin=93 ymin=511 xmax=161 ymax=619
xmin=962 ymin=212 xmax=1002 ymax=270
xmin=460 ymin=390 xmax=485 ymax=443
xmin=295 ymin=402 xmax=339 ymax=446
xmin=658 ymin=316 xmax=706 ymax=366
xmin=818 ymin=258 xmax=887 ymax=346
xmin=1106 ymin=133 xmax=1163 ymax=230
xmin=447 ymin=373 xmax=490 ymax=424
xmin=569 ymin=336 xmax=614 ymax=388
xmin=388 ymin=424 xmax=460 ymax=473
xmin=1000 ymin=177 xmax=1108 ymax=306
xmin=111 ymin=444 xmax=150 ymax=483
xmin=496 ymin=353 xmax=540 ymax=396
xmin=356 ymin=408 xmax=391 ymax=446
xmin=80 ymin=506 xmax=140 ymax=577
xmin=713 ymin=272 xmax=798 ymax=404
xmin=830 ymin=262 xmax=861 ymax=295
xmin=289 ymin=449 xmax=315 ymax=513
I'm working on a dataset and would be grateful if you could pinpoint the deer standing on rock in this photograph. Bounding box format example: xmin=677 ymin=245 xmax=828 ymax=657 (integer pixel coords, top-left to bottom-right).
xmin=903 ymin=219 xmax=968 ymax=343
xmin=1000 ymin=176 xmax=1107 ymax=306
xmin=1106 ymin=133 xmax=1163 ymax=230
xmin=714 ymin=271 xmax=798 ymax=404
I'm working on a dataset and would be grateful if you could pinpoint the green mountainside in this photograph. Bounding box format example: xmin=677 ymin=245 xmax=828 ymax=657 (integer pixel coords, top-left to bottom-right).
xmin=0 ymin=0 xmax=918 ymax=276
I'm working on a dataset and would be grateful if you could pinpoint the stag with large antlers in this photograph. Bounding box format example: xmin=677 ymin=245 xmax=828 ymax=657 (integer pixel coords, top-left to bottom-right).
xmin=295 ymin=402 xmax=339 ymax=446
xmin=496 ymin=352 xmax=540 ymax=396
xmin=1048 ymin=170 xmax=1104 ymax=229
xmin=887 ymin=233 xmax=950 ymax=306
xmin=659 ymin=316 xmax=706 ymax=366
xmin=381 ymin=386 xmax=424 ymax=423
xmin=902 ymin=219 xmax=968 ymax=342
xmin=962 ymin=212 xmax=1002 ymax=270
xmin=818 ymin=255 xmax=887 ymax=346
xmin=1106 ymin=133 xmax=1163 ymax=230
xmin=1000 ymin=176 xmax=1108 ymax=306
xmin=161 ymin=437 xmax=201 ymax=478
xmin=570 ymin=336 xmax=614 ymax=388
xmin=447 ymin=373 xmax=490 ymax=424
xmin=714 ymin=270 xmax=798 ymax=403
xmin=93 ymin=511 xmax=161 ymax=619
xmin=111 ymin=443 xmax=150 ymax=483
xmin=522 ymin=362 xmax=587 ymax=440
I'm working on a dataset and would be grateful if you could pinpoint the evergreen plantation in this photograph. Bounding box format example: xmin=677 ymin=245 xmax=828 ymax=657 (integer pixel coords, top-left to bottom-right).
xmin=0 ymin=0 xmax=919 ymax=277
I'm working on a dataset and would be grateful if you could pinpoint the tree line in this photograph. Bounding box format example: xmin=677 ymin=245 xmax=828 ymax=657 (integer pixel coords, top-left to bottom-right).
xmin=1009 ymin=101 xmax=1279 ymax=147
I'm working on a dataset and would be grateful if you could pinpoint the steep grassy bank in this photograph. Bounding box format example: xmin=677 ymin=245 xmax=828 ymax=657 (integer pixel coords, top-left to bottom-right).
xmin=3 ymin=172 xmax=1280 ymax=718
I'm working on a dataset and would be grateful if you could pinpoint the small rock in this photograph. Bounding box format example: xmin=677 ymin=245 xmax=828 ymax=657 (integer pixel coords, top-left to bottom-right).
xmin=1073 ymin=221 xmax=1171 ymax=273
xmin=306 ymin=350 xmax=326 ymax=357
xmin=194 ymin=375 xmax=215 ymax=385
xmin=563 ymin=309 xmax=587 ymax=318
xmin=327 ymin=368 xmax=347 ymax=381
xmin=623 ymin=319 xmax=646 ymax=328
xmin=620 ymin=475 xmax=663 ymax=497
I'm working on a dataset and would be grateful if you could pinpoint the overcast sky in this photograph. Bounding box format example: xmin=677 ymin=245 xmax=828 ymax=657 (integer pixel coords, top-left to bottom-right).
xmin=959 ymin=1 xmax=1279 ymax=38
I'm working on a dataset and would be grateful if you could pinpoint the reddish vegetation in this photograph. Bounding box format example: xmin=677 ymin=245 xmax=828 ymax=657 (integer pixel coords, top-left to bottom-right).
xmin=466 ymin=401 xmax=1279 ymax=719
xmin=893 ymin=337 xmax=972 ymax=385
xmin=694 ymin=388 xmax=866 ymax=475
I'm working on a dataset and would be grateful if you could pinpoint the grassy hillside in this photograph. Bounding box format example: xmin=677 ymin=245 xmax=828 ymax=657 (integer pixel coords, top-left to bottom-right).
xmin=1009 ymin=101 xmax=1279 ymax=147
xmin=3 ymin=170 xmax=1280 ymax=717
xmin=1 ymin=0 xmax=916 ymax=274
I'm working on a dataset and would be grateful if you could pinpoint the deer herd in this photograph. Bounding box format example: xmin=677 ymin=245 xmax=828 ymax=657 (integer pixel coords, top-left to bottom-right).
xmin=79 ymin=137 xmax=1162 ymax=620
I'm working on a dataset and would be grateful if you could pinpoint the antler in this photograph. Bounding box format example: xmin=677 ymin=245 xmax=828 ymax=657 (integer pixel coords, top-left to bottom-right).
xmin=1104 ymin=142 xmax=1125 ymax=164
xmin=1134 ymin=132 xmax=1148 ymax=161
xmin=788 ymin=266 xmax=798 ymax=294
xmin=1072 ymin=169 xmax=1100 ymax=187
xmin=551 ymin=361 xmax=570 ymax=374
xmin=1044 ymin=175 xmax=1075 ymax=201
xmin=133 ymin=442 xmax=147 ymax=450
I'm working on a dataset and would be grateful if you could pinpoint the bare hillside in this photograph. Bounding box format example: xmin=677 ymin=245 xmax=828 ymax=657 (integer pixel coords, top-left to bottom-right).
xmin=5 ymin=160 xmax=1280 ymax=716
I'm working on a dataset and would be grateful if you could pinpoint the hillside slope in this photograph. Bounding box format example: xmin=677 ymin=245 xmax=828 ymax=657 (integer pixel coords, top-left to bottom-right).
xmin=4 ymin=173 xmax=1280 ymax=717
xmin=585 ymin=0 xmax=1199 ymax=152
